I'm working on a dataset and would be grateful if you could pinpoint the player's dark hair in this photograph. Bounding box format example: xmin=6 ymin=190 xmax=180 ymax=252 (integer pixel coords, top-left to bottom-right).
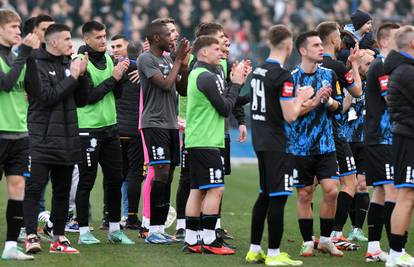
xmin=152 ymin=17 xmax=175 ymax=25
xmin=23 ymin=17 xmax=36 ymax=36
xmin=127 ymin=41 xmax=143 ymax=59
xmin=111 ymin=34 xmax=128 ymax=42
xmin=44 ymin=23 xmax=71 ymax=39
xmin=146 ymin=21 xmax=168 ymax=43
xmin=195 ymin=22 xmax=223 ymax=38
xmin=268 ymin=24 xmax=292 ymax=48
xmin=34 ymin=14 xmax=54 ymax=27
xmin=295 ymin=31 xmax=320 ymax=54
xmin=376 ymin=23 xmax=400 ymax=43
xmin=192 ymin=36 xmax=219 ymax=55
xmin=315 ymin=21 xmax=339 ymax=43
xmin=82 ymin=21 xmax=106 ymax=36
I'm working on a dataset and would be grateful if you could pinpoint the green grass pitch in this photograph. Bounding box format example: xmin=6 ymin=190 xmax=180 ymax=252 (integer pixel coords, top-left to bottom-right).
xmin=0 ymin=164 xmax=411 ymax=266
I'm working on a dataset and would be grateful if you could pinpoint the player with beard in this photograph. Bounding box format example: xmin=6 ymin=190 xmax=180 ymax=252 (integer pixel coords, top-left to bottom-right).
xmin=363 ymin=23 xmax=400 ymax=263
xmin=316 ymin=21 xmax=363 ymax=251
xmin=138 ymin=20 xmax=190 ymax=244
xmin=341 ymin=50 xmax=374 ymax=244
xmin=140 ymin=18 xmax=181 ymax=236
xmin=75 ymin=21 xmax=134 ymax=245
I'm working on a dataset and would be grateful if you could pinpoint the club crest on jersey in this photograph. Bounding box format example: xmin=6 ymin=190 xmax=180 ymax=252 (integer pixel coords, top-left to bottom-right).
xmin=378 ymin=75 xmax=389 ymax=91
xmin=65 ymin=68 xmax=71 ymax=77
xmin=90 ymin=138 xmax=97 ymax=148
xmin=344 ymin=70 xmax=354 ymax=84
xmin=282 ymin=82 xmax=294 ymax=97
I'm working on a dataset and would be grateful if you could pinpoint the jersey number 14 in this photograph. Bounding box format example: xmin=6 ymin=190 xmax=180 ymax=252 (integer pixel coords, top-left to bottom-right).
xmin=251 ymin=78 xmax=266 ymax=112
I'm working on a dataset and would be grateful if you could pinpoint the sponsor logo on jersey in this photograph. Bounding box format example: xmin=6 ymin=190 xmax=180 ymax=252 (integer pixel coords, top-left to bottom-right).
xmin=378 ymin=75 xmax=389 ymax=91
xmin=282 ymin=82 xmax=294 ymax=97
xmin=344 ymin=70 xmax=354 ymax=84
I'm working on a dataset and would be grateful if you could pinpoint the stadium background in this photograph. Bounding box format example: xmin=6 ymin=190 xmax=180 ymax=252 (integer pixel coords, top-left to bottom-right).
xmin=8 ymin=0 xmax=406 ymax=160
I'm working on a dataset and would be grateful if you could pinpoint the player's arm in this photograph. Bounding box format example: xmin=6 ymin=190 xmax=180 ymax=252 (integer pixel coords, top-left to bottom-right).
xmin=148 ymin=39 xmax=190 ymax=92
xmin=281 ymin=80 xmax=314 ymax=123
xmin=346 ymin=44 xmax=363 ymax=97
xmin=343 ymin=92 xmax=352 ymax=112
xmin=24 ymin=56 xmax=41 ymax=98
xmin=326 ymin=74 xmax=341 ymax=112
xmin=0 ymin=44 xmax=32 ymax=92
xmin=176 ymin=64 xmax=189 ymax=96
xmin=197 ymin=72 xmax=241 ymax=117
xmin=34 ymin=65 xmax=80 ymax=107
xmin=74 ymin=75 xmax=89 ymax=107
xmin=84 ymin=59 xmax=128 ymax=104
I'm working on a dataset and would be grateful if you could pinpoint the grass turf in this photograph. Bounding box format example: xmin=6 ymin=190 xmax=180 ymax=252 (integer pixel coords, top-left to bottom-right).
xmin=0 ymin=164 xmax=408 ymax=266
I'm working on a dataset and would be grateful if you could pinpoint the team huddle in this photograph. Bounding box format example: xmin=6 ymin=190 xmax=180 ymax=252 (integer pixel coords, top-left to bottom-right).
xmin=0 ymin=6 xmax=413 ymax=267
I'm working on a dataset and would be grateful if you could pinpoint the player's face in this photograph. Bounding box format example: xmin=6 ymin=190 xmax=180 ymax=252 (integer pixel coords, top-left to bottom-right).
xmin=85 ymin=29 xmax=107 ymax=52
xmin=0 ymin=21 xmax=21 ymax=46
xmin=157 ymin=25 xmax=172 ymax=52
xmin=205 ymin=43 xmax=223 ymax=65
xmin=211 ymin=30 xmax=226 ymax=54
xmin=166 ymin=22 xmax=178 ymax=51
xmin=111 ymin=39 xmax=128 ymax=60
xmin=303 ymin=36 xmax=324 ymax=62
xmin=222 ymin=35 xmax=230 ymax=59
xmin=54 ymin=31 xmax=73 ymax=56
xmin=358 ymin=51 xmax=374 ymax=77
xmin=35 ymin=21 xmax=54 ymax=43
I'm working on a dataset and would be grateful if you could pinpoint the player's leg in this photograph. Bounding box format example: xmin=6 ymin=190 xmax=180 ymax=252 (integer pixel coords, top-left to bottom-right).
xmin=100 ymin=135 xmax=134 ymax=244
xmin=349 ymin=143 xmax=369 ymax=242
xmin=126 ymin=136 xmax=144 ymax=230
xmin=175 ymin=142 xmax=190 ymax=239
xmin=1 ymin=138 xmax=33 ymax=260
xmin=76 ymin=136 xmax=101 ymax=244
xmin=49 ymin=165 xmax=79 ymax=254
xmin=331 ymin=141 xmax=357 ymax=248
xmin=184 ymin=189 xmax=204 ymax=252
xmin=316 ymin=153 xmax=343 ymax=256
xmin=23 ymin=163 xmax=51 ymax=254
xmin=246 ymin=151 xmax=268 ymax=263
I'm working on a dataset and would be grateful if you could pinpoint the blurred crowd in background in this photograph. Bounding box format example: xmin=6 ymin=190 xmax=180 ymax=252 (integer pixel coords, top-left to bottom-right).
xmin=3 ymin=0 xmax=414 ymax=66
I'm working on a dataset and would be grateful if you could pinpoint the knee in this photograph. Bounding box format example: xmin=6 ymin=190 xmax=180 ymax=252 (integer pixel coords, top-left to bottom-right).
xmin=208 ymin=187 xmax=224 ymax=199
xmin=323 ymin=186 xmax=338 ymax=203
xmin=154 ymin=164 xmax=170 ymax=183
xmin=297 ymin=188 xmax=313 ymax=205
xmin=341 ymin=176 xmax=356 ymax=195
xmin=357 ymin=176 xmax=368 ymax=192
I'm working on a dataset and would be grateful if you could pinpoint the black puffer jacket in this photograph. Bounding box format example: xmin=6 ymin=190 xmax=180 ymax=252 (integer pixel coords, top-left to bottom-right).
xmin=116 ymin=62 xmax=140 ymax=137
xmin=28 ymin=48 xmax=88 ymax=165
xmin=384 ymin=50 xmax=414 ymax=139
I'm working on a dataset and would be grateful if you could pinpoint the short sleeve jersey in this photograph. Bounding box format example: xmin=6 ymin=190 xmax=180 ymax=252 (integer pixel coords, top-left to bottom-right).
xmin=138 ymin=51 xmax=178 ymax=129
xmin=285 ymin=65 xmax=337 ymax=156
xmin=321 ymin=54 xmax=355 ymax=141
xmin=343 ymin=80 xmax=366 ymax=143
xmin=364 ymin=56 xmax=392 ymax=145
xmin=250 ymin=59 xmax=294 ymax=152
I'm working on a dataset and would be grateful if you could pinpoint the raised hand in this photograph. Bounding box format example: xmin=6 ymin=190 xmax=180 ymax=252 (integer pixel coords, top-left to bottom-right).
xmin=296 ymin=86 xmax=314 ymax=102
xmin=70 ymin=58 xmax=83 ymax=79
xmin=112 ymin=59 xmax=130 ymax=81
xmin=22 ymin=33 xmax=40 ymax=49
xmin=175 ymin=38 xmax=191 ymax=62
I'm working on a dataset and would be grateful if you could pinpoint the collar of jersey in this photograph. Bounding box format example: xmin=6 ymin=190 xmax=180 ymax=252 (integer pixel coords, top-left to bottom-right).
xmin=265 ymin=58 xmax=281 ymax=67
xmin=399 ymin=51 xmax=414 ymax=60
xmin=323 ymin=53 xmax=333 ymax=58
